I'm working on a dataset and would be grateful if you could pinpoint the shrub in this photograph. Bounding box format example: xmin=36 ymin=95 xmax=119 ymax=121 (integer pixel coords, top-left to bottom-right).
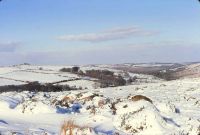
xmin=101 ymin=70 xmax=114 ymax=76
xmin=113 ymin=75 xmax=126 ymax=86
xmin=85 ymin=69 xmax=114 ymax=78
xmin=78 ymin=70 xmax=84 ymax=75
xmin=90 ymin=105 xmax=96 ymax=115
xmin=71 ymin=66 xmax=80 ymax=73
xmin=150 ymin=70 xmax=176 ymax=81
xmin=59 ymin=66 xmax=80 ymax=73
xmin=23 ymin=63 xmax=31 ymax=65
xmin=60 ymin=68 xmax=72 ymax=72
xmin=110 ymin=102 xmax=117 ymax=115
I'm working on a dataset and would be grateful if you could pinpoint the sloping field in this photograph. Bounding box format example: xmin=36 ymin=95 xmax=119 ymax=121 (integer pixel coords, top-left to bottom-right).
xmin=0 ymin=64 xmax=199 ymax=135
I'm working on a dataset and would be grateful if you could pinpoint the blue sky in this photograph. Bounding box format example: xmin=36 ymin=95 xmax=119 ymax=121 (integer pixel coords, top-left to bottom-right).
xmin=0 ymin=0 xmax=200 ymax=65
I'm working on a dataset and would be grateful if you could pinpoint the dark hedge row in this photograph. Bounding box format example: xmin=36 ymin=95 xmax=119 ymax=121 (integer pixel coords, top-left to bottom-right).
xmin=0 ymin=81 xmax=77 ymax=93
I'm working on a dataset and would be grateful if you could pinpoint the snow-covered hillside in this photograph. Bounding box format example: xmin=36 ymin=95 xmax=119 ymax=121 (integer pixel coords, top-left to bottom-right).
xmin=0 ymin=64 xmax=200 ymax=135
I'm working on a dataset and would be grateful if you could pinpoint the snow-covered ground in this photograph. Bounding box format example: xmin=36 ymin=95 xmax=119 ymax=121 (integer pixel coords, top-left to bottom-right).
xmin=0 ymin=65 xmax=80 ymax=84
xmin=0 ymin=64 xmax=200 ymax=135
xmin=0 ymin=78 xmax=25 ymax=86
xmin=58 ymin=80 xmax=96 ymax=89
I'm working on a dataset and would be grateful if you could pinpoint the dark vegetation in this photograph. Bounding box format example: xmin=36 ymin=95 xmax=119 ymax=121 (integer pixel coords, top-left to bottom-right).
xmin=114 ymin=63 xmax=186 ymax=81
xmin=60 ymin=66 xmax=127 ymax=87
xmin=131 ymin=95 xmax=153 ymax=103
xmin=0 ymin=81 xmax=77 ymax=93
xmin=60 ymin=66 xmax=80 ymax=73
xmin=150 ymin=70 xmax=177 ymax=81
xmin=85 ymin=69 xmax=126 ymax=87
xmin=0 ymin=66 xmax=127 ymax=93
xmin=60 ymin=68 xmax=73 ymax=72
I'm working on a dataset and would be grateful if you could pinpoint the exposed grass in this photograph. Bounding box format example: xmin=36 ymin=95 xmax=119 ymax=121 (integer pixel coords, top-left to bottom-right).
xmin=60 ymin=120 xmax=92 ymax=135
xmin=131 ymin=95 xmax=153 ymax=103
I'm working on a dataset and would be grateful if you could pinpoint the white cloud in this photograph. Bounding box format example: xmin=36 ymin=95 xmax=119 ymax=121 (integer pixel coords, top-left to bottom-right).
xmin=57 ymin=26 xmax=157 ymax=42
xmin=1 ymin=41 xmax=199 ymax=66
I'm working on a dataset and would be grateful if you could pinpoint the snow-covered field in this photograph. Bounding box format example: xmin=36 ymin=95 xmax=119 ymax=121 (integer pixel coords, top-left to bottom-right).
xmin=0 ymin=64 xmax=200 ymax=135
